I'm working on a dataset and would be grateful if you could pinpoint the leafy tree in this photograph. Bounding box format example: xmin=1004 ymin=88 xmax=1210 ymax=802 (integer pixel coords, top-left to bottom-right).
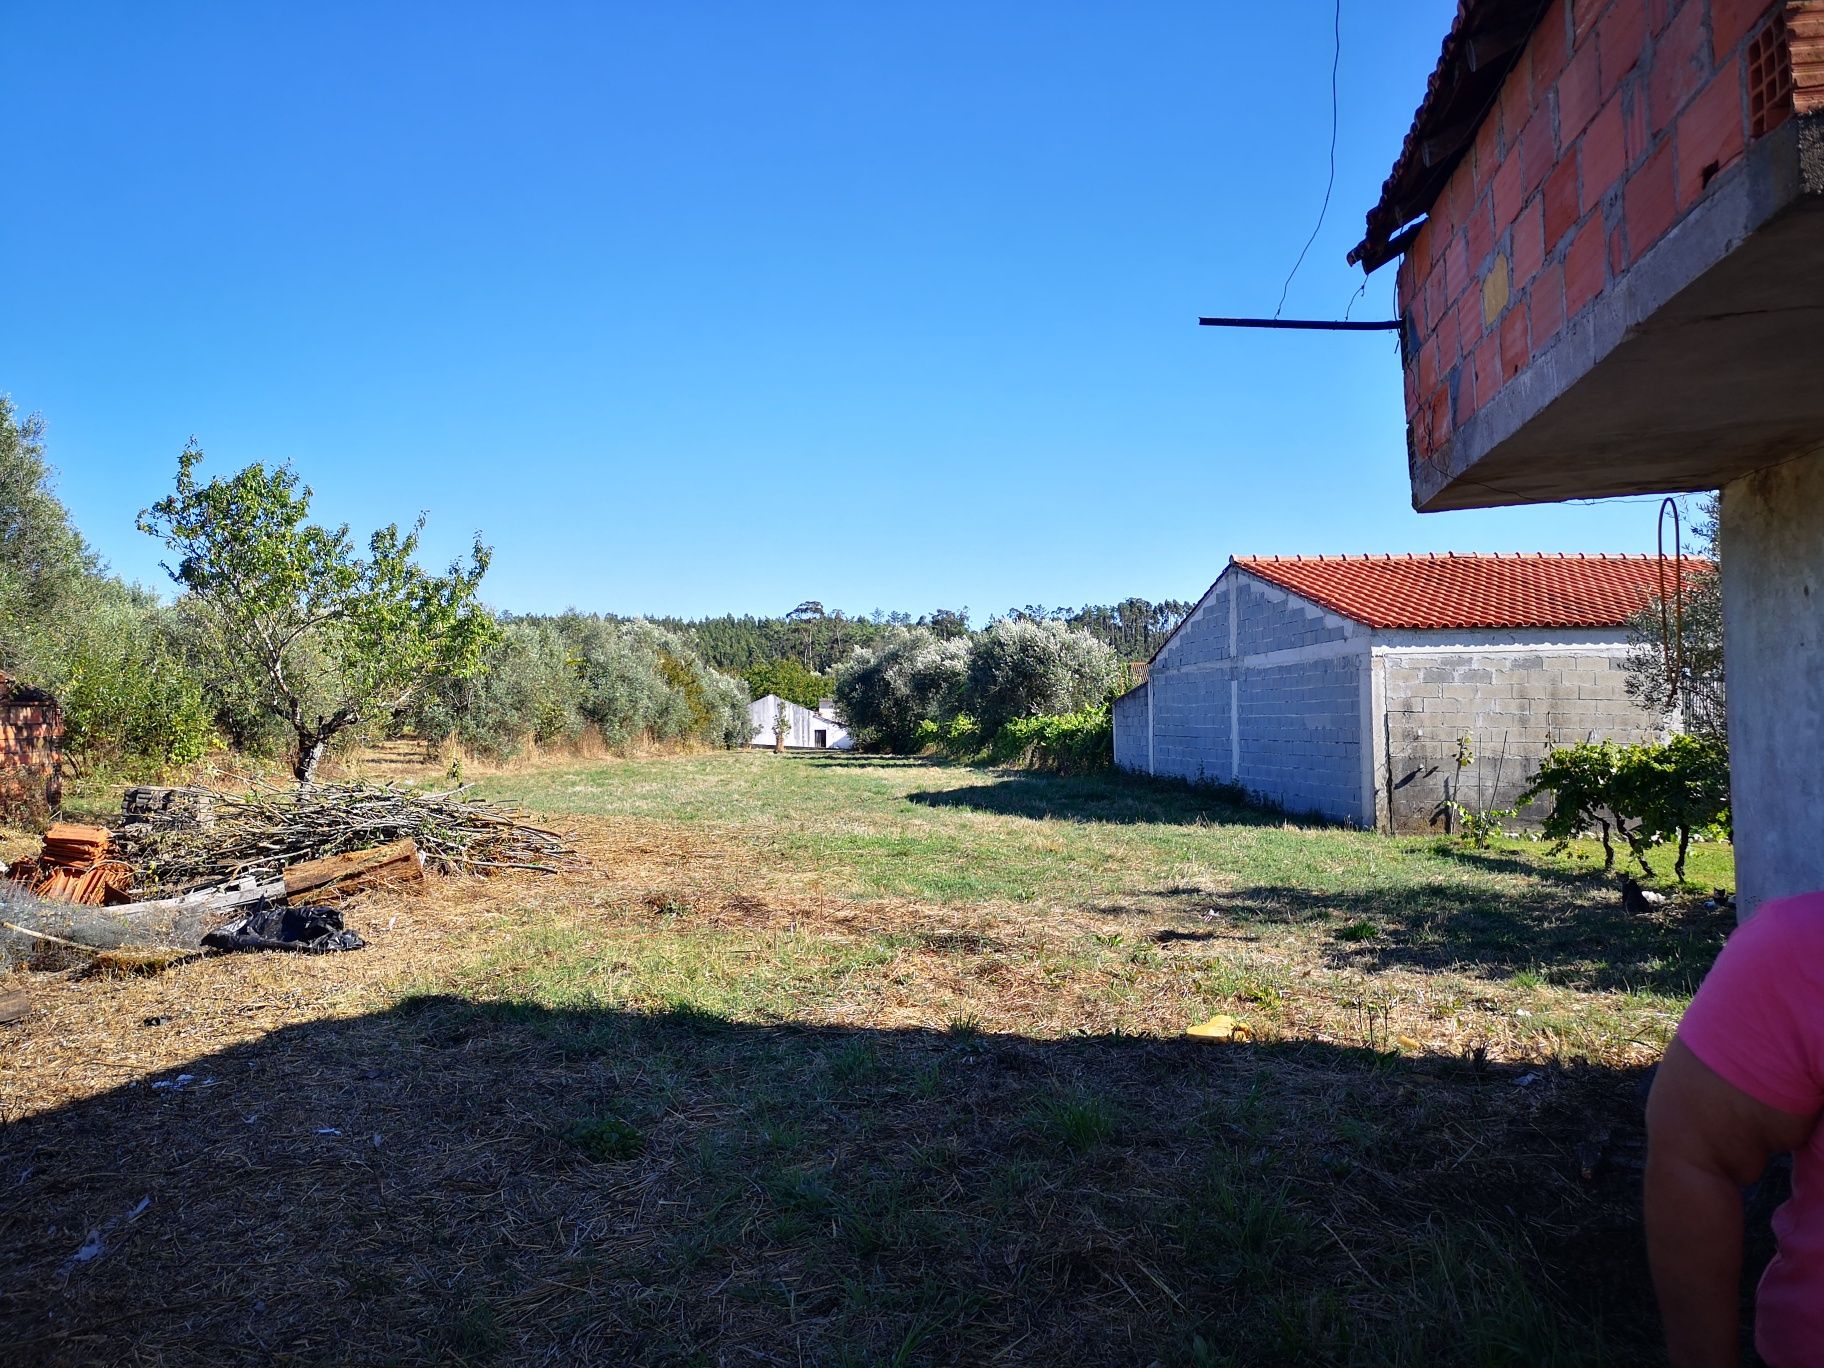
xmin=743 ymin=657 xmax=831 ymax=709
xmin=834 ymin=628 xmax=970 ymax=752
xmin=919 ymin=608 xmax=971 ymax=641
xmin=405 ymin=617 xmax=582 ymax=760
xmin=961 ymin=619 xmax=1120 ymax=735
xmin=1623 ymin=494 xmax=1724 ymax=738
xmin=0 ymin=397 xmax=98 ymax=681
xmin=56 ymin=583 xmax=216 ymax=770
xmin=139 ymin=445 xmax=498 ymax=784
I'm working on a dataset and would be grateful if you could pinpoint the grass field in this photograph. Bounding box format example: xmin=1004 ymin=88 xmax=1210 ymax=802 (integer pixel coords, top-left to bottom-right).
xmin=0 ymin=752 xmax=1738 ymax=1364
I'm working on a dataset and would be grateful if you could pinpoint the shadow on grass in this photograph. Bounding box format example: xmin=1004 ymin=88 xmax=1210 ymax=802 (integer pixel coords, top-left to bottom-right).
xmin=1130 ymin=878 xmax=1735 ymax=996
xmin=0 ymin=991 xmax=1693 ymax=1367
xmin=906 ymin=771 xmax=1286 ymax=828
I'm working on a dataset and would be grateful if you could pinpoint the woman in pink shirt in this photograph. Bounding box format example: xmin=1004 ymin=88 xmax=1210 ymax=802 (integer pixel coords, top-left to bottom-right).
xmin=1647 ymin=891 xmax=1824 ymax=1366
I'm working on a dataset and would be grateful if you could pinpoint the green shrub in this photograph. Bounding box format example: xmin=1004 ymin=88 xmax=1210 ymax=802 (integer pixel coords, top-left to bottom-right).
xmin=834 ymin=628 xmax=969 ymax=752
xmin=983 ymin=703 xmax=1113 ymax=774
xmin=914 ymin=713 xmax=985 ymax=757
xmin=1518 ymin=734 xmax=1730 ymax=881
xmin=1613 ymin=733 xmax=1731 ymax=881
xmin=742 ymin=658 xmax=831 ymax=709
xmin=961 ymin=619 xmax=1120 ymax=736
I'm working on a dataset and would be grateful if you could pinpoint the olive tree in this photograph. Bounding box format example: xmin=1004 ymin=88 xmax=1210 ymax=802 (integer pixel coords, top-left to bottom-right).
xmin=139 ymin=445 xmax=497 ymax=784
xmin=834 ymin=628 xmax=969 ymax=752
xmin=1623 ymin=494 xmax=1724 ymax=738
xmin=962 ymin=619 xmax=1120 ymax=735
xmin=0 ymin=397 xmax=98 ymax=680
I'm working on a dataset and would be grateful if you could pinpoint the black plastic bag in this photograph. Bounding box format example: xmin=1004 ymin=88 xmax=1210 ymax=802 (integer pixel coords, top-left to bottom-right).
xmin=203 ymin=904 xmax=365 ymax=954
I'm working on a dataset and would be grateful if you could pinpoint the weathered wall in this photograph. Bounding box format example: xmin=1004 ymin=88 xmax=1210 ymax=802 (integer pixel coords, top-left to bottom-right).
xmin=1398 ymin=0 xmax=1799 ymax=478
xmin=1133 ymin=572 xmax=1373 ymax=824
xmin=745 ymin=696 xmax=853 ymax=750
xmin=0 ymin=696 xmax=63 ymax=816
xmin=1111 ymin=685 xmax=1150 ymax=773
xmin=1721 ymin=445 xmax=1824 ymax=917
xmin=1375 ymin=634 xmax=1669 ymax=831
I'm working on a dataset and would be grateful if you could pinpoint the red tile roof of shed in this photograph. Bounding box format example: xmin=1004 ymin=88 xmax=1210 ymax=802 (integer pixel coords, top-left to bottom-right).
xmin=1232 ymin=553 xmax=1702 ymax=630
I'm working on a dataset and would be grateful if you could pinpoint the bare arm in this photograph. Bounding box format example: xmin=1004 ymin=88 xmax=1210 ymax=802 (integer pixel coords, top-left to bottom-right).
xmin=1645 ymin=1038 xmax=1816 ymax=1368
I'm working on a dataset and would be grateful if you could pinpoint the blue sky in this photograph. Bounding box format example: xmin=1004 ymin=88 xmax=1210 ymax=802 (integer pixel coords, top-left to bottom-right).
xmin=5 ymin=3 xmax=1672 ymax=621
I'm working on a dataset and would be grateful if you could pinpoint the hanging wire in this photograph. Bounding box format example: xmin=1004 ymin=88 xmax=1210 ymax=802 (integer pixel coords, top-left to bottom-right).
xmin=1342 ymin=276 xmax=1369 ymax=322
xmin=1656 ymin=497 xmax=1685 ymax=710
xmin=1274 ymin=0 xmax=1342 ymax=319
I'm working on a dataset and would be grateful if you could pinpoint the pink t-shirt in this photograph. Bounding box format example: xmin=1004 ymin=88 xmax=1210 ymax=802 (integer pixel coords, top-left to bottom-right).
xmin=1677 ymin=892 xmax=1824 ymax=1367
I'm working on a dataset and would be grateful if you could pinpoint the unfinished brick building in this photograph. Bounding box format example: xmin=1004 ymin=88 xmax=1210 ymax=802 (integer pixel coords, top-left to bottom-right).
xmin=1354 ymin=0 xmax=1824 ymax=914
xmin=0 ymin=677 xmax=63 ymax=818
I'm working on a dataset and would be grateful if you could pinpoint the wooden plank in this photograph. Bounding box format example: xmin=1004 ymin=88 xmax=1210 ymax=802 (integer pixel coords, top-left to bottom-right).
xmin=281 ymin=840 xmax=424 ymax=903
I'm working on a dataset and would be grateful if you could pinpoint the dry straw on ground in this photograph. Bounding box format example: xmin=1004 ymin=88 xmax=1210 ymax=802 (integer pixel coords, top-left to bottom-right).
xmin=0 ymin=757 xmax=1703 ymax=1364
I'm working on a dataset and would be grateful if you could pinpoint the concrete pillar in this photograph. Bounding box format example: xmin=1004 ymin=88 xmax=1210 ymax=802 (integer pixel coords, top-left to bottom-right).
xmin=1721 ymin=446 xmax=1824 ymax=918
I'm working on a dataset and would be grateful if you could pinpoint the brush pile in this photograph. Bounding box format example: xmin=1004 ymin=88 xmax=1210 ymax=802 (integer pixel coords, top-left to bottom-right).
xmin=113 ymin=780 xmax=581 ymax=896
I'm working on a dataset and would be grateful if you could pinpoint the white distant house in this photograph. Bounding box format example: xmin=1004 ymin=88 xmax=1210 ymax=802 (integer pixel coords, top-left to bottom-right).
xmin=747 ymin=695 xmax=853 ymax=751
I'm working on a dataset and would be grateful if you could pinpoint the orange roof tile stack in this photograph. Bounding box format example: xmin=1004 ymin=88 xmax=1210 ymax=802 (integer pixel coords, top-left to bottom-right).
xmin=1230 ymin=552 xmax=1709 ymax=631
xmin=5 ymin=823 xmax=132 ymax=906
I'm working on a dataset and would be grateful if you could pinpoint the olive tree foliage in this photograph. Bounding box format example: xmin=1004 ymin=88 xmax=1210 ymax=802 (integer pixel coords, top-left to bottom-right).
xmin=834 ymin=628 xmax=970 ymax=752
xmin=0 ymin=398 xmax=96 ymax=681
xmin=404 ymin=615 xmax=750 ymax=758
xmin=1623 ymin=494 xmax=1724 ymax=738
xmin=962 ymin=619 xmax=1121 ymax=736
xmin=139 ymin=446 xmax=498 ymax=783
xmin=405 ymin=618 xmax=582 ymax=760
xmin=0 ymin=401 xmax=218 ymax=772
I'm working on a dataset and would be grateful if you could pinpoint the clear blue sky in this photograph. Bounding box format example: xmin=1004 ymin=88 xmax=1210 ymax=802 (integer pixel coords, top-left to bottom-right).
xmin=4 ymin=3 xmax=1672 ymax=621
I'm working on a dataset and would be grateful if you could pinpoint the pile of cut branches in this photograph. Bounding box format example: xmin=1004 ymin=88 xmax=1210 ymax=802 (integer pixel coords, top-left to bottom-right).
xmin=114 ymin=780 xmax=581 ymax=895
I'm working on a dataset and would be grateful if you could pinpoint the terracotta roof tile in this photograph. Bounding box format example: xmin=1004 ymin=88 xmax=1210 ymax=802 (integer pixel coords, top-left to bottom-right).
xmin=1351 ymin=0 xmax=1552 ymax=269
xmin=1231 ymin=552 xmax=1706 ymax=630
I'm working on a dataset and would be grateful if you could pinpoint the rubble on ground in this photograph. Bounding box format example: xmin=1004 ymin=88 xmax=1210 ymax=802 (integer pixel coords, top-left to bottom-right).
xmin=0 ymin=781 xmax=577 ymax=966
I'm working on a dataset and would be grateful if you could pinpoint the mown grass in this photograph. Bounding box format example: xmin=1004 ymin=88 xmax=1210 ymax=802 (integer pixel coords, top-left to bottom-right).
xmin=483 ymin=751 xmax=1734 ymax=1000
xmin=0 ymin=752 xmax=1737 ymax=1365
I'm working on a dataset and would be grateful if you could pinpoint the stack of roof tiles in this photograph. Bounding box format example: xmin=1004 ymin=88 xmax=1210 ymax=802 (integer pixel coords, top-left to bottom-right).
xmin=5 ymin=823 xmax=131 ymax=906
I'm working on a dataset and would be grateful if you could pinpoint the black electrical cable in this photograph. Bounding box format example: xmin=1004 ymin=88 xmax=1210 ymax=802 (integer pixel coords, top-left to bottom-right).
xmin=1274 ymin=0 xmax=1342 ymax=319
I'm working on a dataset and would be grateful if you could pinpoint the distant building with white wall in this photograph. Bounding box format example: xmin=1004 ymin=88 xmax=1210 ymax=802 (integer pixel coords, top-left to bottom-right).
xmin=747 ymin=695 xmax=853 ymax=751
xmin=1113 ymin=554 xmax=1678 ymax=830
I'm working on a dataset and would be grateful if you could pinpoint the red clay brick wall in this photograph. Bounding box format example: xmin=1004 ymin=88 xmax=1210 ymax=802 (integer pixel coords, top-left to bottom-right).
xmin=0 ymin=700 xmax=64 ymax=817
xmin=1399 ymin=0 xmax=1812 ymax=468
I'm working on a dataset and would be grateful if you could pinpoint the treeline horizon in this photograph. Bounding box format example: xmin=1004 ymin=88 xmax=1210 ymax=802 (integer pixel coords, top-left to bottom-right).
xmin=507 ymin=598 xmax=1195 ymax=677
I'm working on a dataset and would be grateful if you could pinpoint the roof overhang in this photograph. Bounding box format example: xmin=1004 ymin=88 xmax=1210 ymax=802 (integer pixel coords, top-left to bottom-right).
xmin=1415 ymin=117 xmax=1824 ymax=510
xmin=1351 ymin=0 xmax=1552 ymax=272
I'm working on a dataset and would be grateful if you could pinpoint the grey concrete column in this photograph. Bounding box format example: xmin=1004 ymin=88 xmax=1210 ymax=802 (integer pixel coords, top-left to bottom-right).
xmin=1721 ymin=445 xmax=1824 ymax=918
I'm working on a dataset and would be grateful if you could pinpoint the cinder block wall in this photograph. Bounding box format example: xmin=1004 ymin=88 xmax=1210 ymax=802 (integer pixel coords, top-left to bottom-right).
xmin=1112 ymin=686 xmax=1150 ymax=772
xmin=1239 ymin=655 xmax=1367 ymax=820
xmin=1133 ymin=573 xmax=1371 ymax=824
xmin=1378 ymin=644 xmax=1668 ymax=830
xmin=1398 ymin=0 xmax=1806 ymax=468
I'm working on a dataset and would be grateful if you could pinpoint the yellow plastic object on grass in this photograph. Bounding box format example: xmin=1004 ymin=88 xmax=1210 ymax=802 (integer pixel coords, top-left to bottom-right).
xmin=1185 ymin=1014 xmax=1252 ymax=1042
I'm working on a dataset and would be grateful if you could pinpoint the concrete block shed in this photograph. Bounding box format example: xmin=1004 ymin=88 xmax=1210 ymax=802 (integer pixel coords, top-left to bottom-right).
xmin=1113 ymin=554 xmax=1676 ymax=830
